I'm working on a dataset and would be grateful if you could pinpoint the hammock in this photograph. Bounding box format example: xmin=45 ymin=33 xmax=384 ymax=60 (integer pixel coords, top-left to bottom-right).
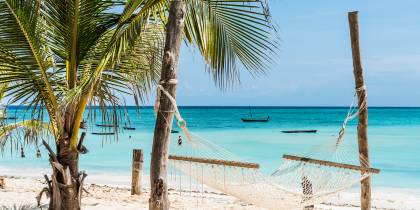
xmin=155 ymin=84 xmax=379 ymax=209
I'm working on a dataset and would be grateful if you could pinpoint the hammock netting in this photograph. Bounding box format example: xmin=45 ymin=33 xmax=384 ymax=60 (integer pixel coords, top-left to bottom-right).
xmin=155 ymin=84 xmax=375 ymax=209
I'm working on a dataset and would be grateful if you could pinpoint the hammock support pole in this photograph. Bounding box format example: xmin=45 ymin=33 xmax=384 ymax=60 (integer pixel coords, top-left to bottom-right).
xmin=348 ymin=11 xmax=371 ymax=210
xmin=283 ymin=155 xmax=379 ymax=174
xmin=169 ymin=155 xmax=260 ymax=169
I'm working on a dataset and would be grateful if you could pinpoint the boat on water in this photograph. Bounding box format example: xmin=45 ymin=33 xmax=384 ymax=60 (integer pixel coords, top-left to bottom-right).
xmin=171 ymin=129 xmax=179 ymax=133
xmin=241 ymin=116 xmax=270 ymax=122
xmin=91 ymin=132 xmax=115 ymax=135
xmin=96 ymin=124 xmax=118 ymax=128
xmin=123 ymin=126 xmax=136 ymax=130
xmin=241 ymin=106 xmax=270 ymax=122
xmin=281 ymin=130 xmax=317 ymax=133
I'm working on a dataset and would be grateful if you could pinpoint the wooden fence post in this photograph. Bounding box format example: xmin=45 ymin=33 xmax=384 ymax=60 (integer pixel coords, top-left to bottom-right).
xmin=348 ymin=11 xmax=371 ymax=210
xmin=131 ymin=149 xmax=143 ymax=195
xmin=0 ymin=176 xmax=4 ymax=189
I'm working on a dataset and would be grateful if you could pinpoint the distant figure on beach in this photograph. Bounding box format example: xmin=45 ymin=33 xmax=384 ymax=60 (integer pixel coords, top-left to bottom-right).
xmin=129 ymin=135 xmax=132 ymax=139
xmin=301 ymin=176 xmax=314 ymax=210
xmin=20 ymin=147 xmax=25 ymax=158
xmin=36 ymin=149 xmax=41 ymax=158
xmin=178 ymin=136 xmax=182 ymax=146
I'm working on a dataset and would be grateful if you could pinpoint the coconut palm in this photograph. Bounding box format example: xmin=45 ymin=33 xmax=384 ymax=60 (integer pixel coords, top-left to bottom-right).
xmin=120 ymin=0 xmax=278 ymax=209
xmin=0 ymin=0 xmax=164 ymax=209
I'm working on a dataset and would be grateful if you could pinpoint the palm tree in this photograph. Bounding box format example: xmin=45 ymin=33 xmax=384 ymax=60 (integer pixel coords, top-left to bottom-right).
xmin=121 ymin=0 xmax=278 ymax=209
xmin=0 ymin=0 xmax=165 ymax=209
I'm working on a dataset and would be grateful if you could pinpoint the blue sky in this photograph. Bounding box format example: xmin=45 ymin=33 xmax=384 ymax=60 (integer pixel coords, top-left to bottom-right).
xmin=144 ymin=1 xmax=420 ymax=106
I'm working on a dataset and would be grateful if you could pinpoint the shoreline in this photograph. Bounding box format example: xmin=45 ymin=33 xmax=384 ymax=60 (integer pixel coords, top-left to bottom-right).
xmin=1 ymin=173 xmax=419 ymax=210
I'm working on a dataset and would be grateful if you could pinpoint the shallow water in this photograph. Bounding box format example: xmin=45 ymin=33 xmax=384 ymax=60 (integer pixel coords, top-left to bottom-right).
xmin=1 ymin=106 xmax=420 ymax=189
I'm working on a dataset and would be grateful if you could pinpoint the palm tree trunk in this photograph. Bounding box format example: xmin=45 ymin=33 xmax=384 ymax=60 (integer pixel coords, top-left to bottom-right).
xmin=44 ymin=137 xmax=81 ymax=210
xmin=149 ymin=1 xmax=185 ymax=210
xmin=43 ymin=129 xmax=84 ymax=210
xmin=55 ymin=140 xmax=80 ymax=210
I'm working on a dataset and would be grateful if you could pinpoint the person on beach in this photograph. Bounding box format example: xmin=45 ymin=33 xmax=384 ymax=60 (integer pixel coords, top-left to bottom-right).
xmin=20 ymin=147 xmax=25 ymax=158
xmin=301 ymin=176 xmax=314 ymax=210
xmin=36 ymin=149 xmax=41 ymax=158
xmin=178 ymin=135 xmax=182 ymax=146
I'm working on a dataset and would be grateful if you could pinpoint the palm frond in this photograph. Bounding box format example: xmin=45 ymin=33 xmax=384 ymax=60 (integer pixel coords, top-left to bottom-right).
xmin=0 ymin=0 xmax=59 ymax=126
xmin=0 ymin=119 xmax=52 ymax=152
xmin=184 ymin=0 xmax=278 ymax=88
xmin=42 ymin=0 xmax=123 ymax=88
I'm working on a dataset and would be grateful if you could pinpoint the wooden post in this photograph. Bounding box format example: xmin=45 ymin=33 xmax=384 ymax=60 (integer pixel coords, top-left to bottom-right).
xmin=0 ymin=176 xmax=4 ymax=189
xmin=131 ymin=149 xmax=143 ymax=195
xmin=149 ymin=0 xmax=186 ymax=209
xmin=348 ymin=11 xmax=371 ymax=210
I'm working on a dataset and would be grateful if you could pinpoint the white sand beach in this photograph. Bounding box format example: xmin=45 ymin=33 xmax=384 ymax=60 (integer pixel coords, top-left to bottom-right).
xmin=1 ymin=174 xmax=419 ymax=210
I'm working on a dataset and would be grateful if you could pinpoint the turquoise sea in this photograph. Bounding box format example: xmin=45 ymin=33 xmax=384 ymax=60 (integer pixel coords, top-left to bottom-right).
xmin=1 ymin=106 xmax=420 ymax=189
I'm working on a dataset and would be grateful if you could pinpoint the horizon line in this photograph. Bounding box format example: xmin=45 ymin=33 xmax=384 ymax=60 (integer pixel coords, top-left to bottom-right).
xmin=5 ymin=105 xmax=420 ymax=109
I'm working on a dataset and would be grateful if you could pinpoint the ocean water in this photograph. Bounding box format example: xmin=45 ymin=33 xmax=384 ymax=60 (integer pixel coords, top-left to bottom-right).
xmin=1 ymin=106 xmax=420 ymax=189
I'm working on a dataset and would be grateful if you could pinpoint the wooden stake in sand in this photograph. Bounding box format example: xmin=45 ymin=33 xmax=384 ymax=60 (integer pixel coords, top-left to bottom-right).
xmin=131 ymin=149 xmax=143 ymax=195
xmin=0 ymin=176 xmax=4 ymax=189
xmin=348 ymin=11 xmax=372 ymax=210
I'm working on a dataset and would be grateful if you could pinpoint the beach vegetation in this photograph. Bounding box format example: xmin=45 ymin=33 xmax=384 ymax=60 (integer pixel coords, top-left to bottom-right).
xmin=0 ymin=0 xmax=164 ymax=209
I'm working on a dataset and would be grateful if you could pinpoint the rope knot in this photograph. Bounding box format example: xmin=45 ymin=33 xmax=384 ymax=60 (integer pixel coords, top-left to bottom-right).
xmin=159 ymin=79 xmax=178 ymax=85
xmin=177 ymin=119 xmax=187 ymax=128
xmin=356 ymin=85 xmax=366 ymax=92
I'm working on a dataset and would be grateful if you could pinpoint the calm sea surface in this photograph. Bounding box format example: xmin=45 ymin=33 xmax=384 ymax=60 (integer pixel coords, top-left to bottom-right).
xmin=1 ymin=106 xmax=419 ymax=189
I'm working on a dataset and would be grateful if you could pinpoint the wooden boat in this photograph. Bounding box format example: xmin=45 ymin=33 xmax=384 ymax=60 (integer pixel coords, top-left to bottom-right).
xmin=91 ymin=132 xmax=115 ymax=135
xmin=241 ymin=116 xmax=270 ymax=122
xmin=123 ymin=126 xmax=136 ymax=130
xmin=96 ymin=124 xmax=118 ymax=128
xmin=241 ymin=106 xmax=269 ymax=122
xmin=281 ymin=130 xmax=317 ymax=133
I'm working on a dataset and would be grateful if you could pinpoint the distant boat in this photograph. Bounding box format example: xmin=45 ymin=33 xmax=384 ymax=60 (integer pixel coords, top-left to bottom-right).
xmin=96 ymin=124 xmax=118 ymax=128
xmin=123 ymin=126 xmax=136 ymax=130
xmin=171 ymin=129 xmax=179 ymax=133
xmin=241 ymin=106 xmax=269 ymax=122
xmin=241 ymin=116 xmax=270 ymax=122
xmin=91 ymin=132 xmax=115 ymax=135
xmin=281 ymin=130 xmax=317 ymax=133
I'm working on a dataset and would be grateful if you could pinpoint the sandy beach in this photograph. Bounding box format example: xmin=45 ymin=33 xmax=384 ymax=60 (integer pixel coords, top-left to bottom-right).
xmin=1 ymin=174 xmax=419 ymax=210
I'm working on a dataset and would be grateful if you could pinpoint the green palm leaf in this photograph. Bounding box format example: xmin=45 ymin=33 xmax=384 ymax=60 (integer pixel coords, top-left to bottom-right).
xmin=184 ymin=0 xmax=278 ymax=88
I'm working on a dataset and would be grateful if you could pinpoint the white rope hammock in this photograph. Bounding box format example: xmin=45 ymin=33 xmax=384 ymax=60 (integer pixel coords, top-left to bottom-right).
xmin=155 ymin=83 xmax=377 ymax=209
